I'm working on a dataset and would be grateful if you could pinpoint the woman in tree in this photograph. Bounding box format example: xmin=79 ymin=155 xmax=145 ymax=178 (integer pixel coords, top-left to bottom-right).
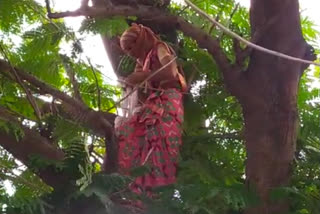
xmin=116 ymin=23 xmax=187 ymax=196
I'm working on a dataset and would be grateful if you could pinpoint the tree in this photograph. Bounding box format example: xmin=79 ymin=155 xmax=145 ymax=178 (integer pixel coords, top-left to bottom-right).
xmin=0 ymin=0 xmax=319 ymax=214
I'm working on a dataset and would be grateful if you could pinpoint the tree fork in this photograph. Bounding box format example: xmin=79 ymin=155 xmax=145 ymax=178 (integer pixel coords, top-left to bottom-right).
xmin=240 ymin=0 xmax=316 ymax=213
xmin=46 ymin=1 xmax=317 ymax=213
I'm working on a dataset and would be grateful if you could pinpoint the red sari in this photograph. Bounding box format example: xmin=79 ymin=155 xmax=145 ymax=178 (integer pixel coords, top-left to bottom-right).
xmin=116 ymin=42 xmax=186 ymax=195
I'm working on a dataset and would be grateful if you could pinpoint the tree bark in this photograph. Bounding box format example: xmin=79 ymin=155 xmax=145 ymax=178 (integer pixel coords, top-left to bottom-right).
xmin=0 ymin=59 xmax=117 ymax=187
xmin=240 ymin=0 xmax=315 ymax=213
xmin=38 ymin=1 xmax=317 ymax=213
xmin=0 ymin=59 xmax=116 ymax=138
xmin=0 ymin=107 xmax=68 ymax=188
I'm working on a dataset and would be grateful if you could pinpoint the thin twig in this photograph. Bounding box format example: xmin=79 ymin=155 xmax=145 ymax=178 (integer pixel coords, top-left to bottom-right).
xmin=45 ymin=0 xmax=52 ymax=15
xmin=208 ymin=15 xmax=219 ymax=35
xmin=0 ymin=45 xmax=42 ymax=121
xmin=184 ymin=0 xmax=320 ymax=67
xmin=28 ymin=3 xmax=69 ymax=34
xmin=229 ymin=3 xmax=239 ymax=20
xmin=61 ymin=55 xmax=83 ymax=103
xmin=188 ymin=64 xmax=199 ymax=88
xmin=218 ymin=3 xmax=239 ymax=40
xmin=87 ymin=57 xmax=102 ymax=111
xmin=0 ymin=172 xmax=48 ymax=193
xmin=209 ymin=4 xmax=225 ymax=36
xmin=106 ymin=56 xmax=177 ymax=112
xmin=177 ymin=5 xmax=189 ymax=15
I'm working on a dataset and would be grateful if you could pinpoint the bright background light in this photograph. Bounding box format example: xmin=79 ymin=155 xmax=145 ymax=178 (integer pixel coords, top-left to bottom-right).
xmin=44 ymin=0 xmax=320 ymax=85
xmin=35 ymin=0 xmax=117 ymax=84
xmin=3 ymin=0 xmax=319 ymax=197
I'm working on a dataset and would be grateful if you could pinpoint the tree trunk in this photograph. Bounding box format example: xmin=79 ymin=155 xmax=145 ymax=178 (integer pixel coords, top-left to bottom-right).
xmin=241 ymin=0 xmax=315 ymax=213
xmin=45 ymin=0 xmax=316 ymax=212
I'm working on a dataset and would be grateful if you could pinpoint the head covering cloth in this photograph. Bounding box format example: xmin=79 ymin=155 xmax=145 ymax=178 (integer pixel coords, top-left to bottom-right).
xmin=116 ymin=24 xmax=187 ymax=205
xmin=120 ymin=23 xmax=160 ymax=59
xmin=120 ymin=23 xmax=187 ymax=92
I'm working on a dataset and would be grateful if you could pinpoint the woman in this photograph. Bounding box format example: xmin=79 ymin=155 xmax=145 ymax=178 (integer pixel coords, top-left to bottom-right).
xmin=116 ymin=23 xmax=187 ymax=196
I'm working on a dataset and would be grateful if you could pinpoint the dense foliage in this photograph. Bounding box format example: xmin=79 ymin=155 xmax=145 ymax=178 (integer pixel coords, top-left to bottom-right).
xmin=0 ymin=0 xmax=319 ymax=214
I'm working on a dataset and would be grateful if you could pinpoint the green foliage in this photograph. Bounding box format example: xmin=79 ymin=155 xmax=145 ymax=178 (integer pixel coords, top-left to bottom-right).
xmin=301 ymin=16 xmax=320 ymax=47
xmin=81 ymin=173 xmax=131 ymax=197
xmin=117 ymin=55 xmax=136 ymax=76
xmin=0 ymin=0 xmax=44 ymax=34
xmin=0 ymin=119 xmax=24 ymax=141
xmin=15 ymin=22 xmax=71 ymax=87
xmin=76 ymin=163 xmax=94 ymax=191
xmin=0 ymin=152 xmax=53 ymax=214
xmin=80 ymin=17 xmax=129 ymax=37
xmin=71 ymin=61 xmax=120 ymax=111
xmin=0 ymin=0 xmax=319 ymax=214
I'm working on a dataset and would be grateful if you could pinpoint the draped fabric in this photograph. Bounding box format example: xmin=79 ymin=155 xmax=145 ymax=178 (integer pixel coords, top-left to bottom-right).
xmin=116 ymin=89 xmax=183 ymax=194
xmin=120 ymin=23 xmax=159 ymax=60
xmin=116 ymin=24 xmax=185 ymax=197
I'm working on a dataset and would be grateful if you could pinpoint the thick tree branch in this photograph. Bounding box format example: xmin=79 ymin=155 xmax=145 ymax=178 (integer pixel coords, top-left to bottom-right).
xmin=45 ymin=0 xmax=52 ymax=15
xmin=48 ymin=4 xmax=150 ymax=19
xmin=100 ymin=36 xmax=124 ymax=76
xmin=48 ymin=4 xmax=246 ymax=96
xmin=0 ymin=58 xmax=118 ymax=172
xmin=52 ymin=7 xmax=224 ymax=66
xmin=0 ymin=59 xmax=83 ymax=107
xmin=0 ymin=107 xmax=68 ymax=188
xmin=80 ymin=0 xmax=90 ymax=9
xmin=0 ymin=45 xmax=42 ymax=122
xmin=242 ymin=1 xmax=314 ymax=213
xmin=185 ymin=0 xmax=319 ymax=67
xmin=0 ymin=59 xmax=115 ymax=138
xmin=239 ymin=2 xmax=289 ymax=62
xmin=48 ymin=4 xmax=237 ymax=82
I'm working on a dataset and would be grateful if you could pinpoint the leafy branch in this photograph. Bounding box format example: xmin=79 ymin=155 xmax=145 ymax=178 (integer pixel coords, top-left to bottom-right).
xmin=60 ymin=55 xmax=84 ymax=103
xmin=87 ymin=57 xmax=102 ymax=111
xmin=0 ymin=59 xmax=115 ymax=138
xmin=0 ymin=44 xmax=42 ymax=122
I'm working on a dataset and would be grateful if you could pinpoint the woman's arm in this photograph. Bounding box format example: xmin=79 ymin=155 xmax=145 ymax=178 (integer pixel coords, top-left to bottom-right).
xmin=124 ymin=62 xmax=148 ymax=85
xmin=150 ymin=43 xmax=178 ymax=82
xmin=125 ymin=43 xmax=178 ymax=85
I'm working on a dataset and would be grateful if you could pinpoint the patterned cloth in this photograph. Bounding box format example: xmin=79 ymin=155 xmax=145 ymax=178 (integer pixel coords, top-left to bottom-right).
xmin=116 ymin=88 xmax=183 ymax=194
xmin=117 ymin=24 xmax=186 ymax=199
xmin=120 ymin=23 xmax=159 ymax=59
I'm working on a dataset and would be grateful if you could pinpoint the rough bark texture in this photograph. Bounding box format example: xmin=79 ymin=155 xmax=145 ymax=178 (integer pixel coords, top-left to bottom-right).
xmin=0 ymin=0 xmax=316 ymax=213
xmin=0 ymin=59 xmax=116 ymax=188
xmin=48 ymin=0 xmax=316 ymax=212
xmin=0 ymin=107 xmax=69 ymax=188
xmin=0 ymin=59 xmax=116 ymax=137
xmin=239 ymin=0 xmax=315 ymax=213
